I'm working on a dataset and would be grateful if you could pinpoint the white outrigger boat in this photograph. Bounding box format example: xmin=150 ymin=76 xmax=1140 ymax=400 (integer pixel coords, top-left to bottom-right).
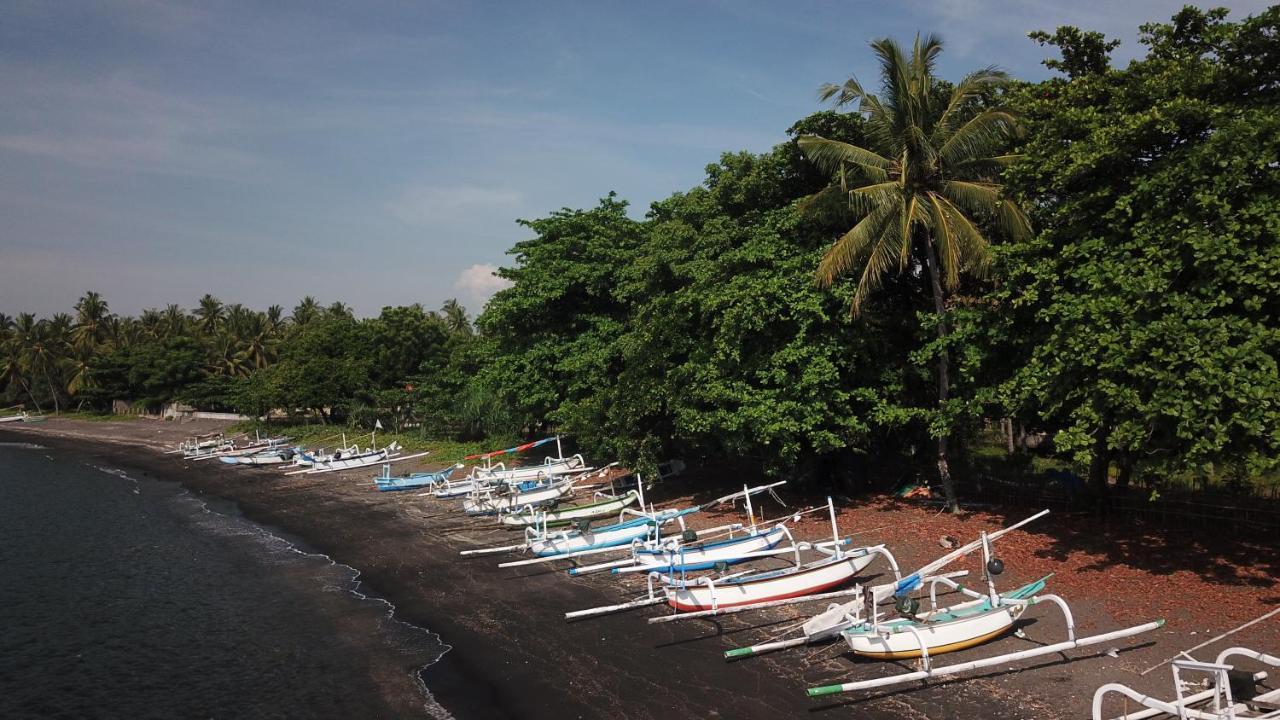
xmin=297 ymin=443 xmax=400 ymax=474
xmin=461 ymin=475 xmax=579 ymax=515
xmin=0 ymin=411 xmax=29 ymax=424
xmin=800 ymin=520 xmax=1163 ymax=697
xmin=499 ymin=488 xmax=640 ymax=527
xmin=724 ymin=509 xmax=1054 ymax=659
xmin=472 ymin=454 xmax=588 ymax=483
xmin=191 ymin=433 xmax=290 ymax=461
xmin=1092 ymin=646 xmax=1279 ymax=719
xmin=169 ymin=432 xmax=226 ymax=455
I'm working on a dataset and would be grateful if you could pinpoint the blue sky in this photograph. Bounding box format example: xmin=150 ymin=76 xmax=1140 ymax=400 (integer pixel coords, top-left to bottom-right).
xmin=1 ymin=0 xmax=1270 ymax=318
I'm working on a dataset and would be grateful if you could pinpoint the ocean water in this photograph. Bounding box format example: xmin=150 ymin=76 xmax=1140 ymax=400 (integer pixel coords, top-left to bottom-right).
xmin=0 ymin=440 xmax=451 ymax=719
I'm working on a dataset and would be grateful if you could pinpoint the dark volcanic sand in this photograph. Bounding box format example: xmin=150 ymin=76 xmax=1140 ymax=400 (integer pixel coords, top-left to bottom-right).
xmin=6 ymin=418 xmax=1277 ymax=720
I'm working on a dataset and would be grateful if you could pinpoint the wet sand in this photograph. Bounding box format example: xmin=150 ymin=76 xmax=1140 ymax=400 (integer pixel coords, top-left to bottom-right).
xmin=6 ymin=418 xmax=1277 ymax=720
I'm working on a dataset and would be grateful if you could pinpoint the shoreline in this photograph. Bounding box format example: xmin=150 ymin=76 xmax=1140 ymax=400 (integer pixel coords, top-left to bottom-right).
xmin=5 ymin=419 xmax=1278 ymax=719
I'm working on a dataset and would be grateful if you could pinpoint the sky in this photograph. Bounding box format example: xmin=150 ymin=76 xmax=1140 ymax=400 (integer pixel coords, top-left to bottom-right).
xmin=1 ymin=0 xmax=1271 ymax=318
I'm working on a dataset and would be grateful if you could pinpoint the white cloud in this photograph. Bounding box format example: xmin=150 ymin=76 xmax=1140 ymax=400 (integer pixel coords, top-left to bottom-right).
xmin=387 ymin=184 xmax=525 ymax=227
xmin=452 ymin=263 xmax=513 ymax=308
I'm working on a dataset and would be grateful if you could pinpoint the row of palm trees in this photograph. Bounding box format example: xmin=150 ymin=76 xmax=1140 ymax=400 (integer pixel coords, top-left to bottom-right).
xmin=0 ymin=292 xmax=472 ymax=413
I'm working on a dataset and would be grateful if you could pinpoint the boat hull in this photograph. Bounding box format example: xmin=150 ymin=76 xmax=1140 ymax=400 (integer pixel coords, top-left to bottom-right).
xmin=462 ymin=482 xmax=572 ymax=515
xmin=499 ymin=490 xmax=639 ymax=527
xmin=841 ymin=602 xmax=1024 ymax=659
xmin=664 ymin=551 xmax=875 ymax=612
xmin=631 ymin=525 xmax=787 ymax=573
xmin=528 ymin=521 xmax=653 ymax=556
xmin=473 ymin=456 xmax=585 ymax=483
xmin=375 ymin=467 xmax=455 ymax=492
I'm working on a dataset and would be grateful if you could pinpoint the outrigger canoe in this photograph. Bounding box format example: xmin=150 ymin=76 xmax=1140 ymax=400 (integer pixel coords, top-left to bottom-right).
xmin=840 ymin=576 xmax=1047 ymax=659
xmin=499 ymin=489 xmax=640 ymax=528
xmin=661 ymin=544 xmax=884 ymax=613
xmin=462 ymin=476 xmax=576 ymax=515
xmin=374 ymin=464 xmax=458 ymax=492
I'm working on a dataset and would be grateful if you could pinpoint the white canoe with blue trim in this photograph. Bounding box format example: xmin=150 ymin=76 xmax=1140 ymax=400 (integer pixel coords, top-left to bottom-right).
xmin=662 ymin=546 xmax=881 ymax=612
xmin=840 ymin=576 xmax=1046 ymax=659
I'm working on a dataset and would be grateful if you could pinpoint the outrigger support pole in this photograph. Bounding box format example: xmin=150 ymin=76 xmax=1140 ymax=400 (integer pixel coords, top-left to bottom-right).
xmin=565 ymin=596 xmax=666 ymax=620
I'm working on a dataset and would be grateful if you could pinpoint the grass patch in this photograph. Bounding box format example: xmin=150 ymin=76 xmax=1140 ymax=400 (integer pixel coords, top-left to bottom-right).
xmin=52 ymin=411 xmax=141 ymax=423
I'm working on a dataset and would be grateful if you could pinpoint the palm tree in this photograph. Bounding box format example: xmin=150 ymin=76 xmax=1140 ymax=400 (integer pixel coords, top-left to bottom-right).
xmin=107 ymin=316 xmax=140 ymax=349
xmin=72 ymin=291 xmax=112 ymax=351
xmin=238 ymin=312 xmax=276 ymax=370
xmin=162 ymin=304 xmax=187 ymax=338
xmin=20 ymin=316 xmax=69 ymax=414
xmin=326 ymin=301 xmax=353 ymax=319
xmin=440 ymin=299 xmax=472 ymax=336
xmin=139 ymin=309 xmax=164 ymax=339
xmin=291 ymin=296 xmax=321 ymax=328
xmin=265 ymin=305 xmax=286 ymax=335
xmin=797 ymin=35 xmax=1031 ymax=511
xmin=194 ymin=294 xmax=225 ymax=337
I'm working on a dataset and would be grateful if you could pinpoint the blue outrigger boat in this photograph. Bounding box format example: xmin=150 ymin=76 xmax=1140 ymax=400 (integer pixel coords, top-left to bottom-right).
xmin=373 ymin=463 xmax=459 ymax=492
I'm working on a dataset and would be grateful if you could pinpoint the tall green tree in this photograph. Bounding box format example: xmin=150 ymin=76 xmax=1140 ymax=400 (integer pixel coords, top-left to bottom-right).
xmin=194 ymin=294 xmax=225 ymax=337
xmin=995 ymin=6 xmax=1280 ymax=495
xmin=797 ymin=35 xmax=1031 ymax=510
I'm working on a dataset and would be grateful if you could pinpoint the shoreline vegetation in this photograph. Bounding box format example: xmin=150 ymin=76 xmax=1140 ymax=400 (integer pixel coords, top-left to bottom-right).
xmin=4 ymin=7 xmax=1279 ymax=519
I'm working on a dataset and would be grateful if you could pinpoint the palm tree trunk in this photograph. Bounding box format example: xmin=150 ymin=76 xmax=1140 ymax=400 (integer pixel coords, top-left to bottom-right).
xmin=45 ymin=371 xmax=60 ymax=414
xmin=16 ymin=375 xmax=42 ymax=413
xmin=923 ymin=236 xmax=959 ymax=513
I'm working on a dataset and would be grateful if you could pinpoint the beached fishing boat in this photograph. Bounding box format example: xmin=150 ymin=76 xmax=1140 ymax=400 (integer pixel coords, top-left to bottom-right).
xmin=431 ymin=476 xmax=489 ymax=498
xmin=300 ymin=443 xmax=400 ymax=473
xmin=524 ymin=508 xmax=697 ymax=556
xmin=499 ymin=488 xmax=640 ymax=527
xmin=471 ymin=454 xmax=587 ymax=483
xmin=723 ymin=510 xmax=1054 ymax=660
xmin=622 ymin=523 xmax=791 ymax=574
xmin=0 ymin=412 xmax=29 ymax=424
xmin=462 ymin=475 xmax=576 ymax=515
xmin=189 ymin=434 xmax=290 ymax=461
xmin=839 ymin=576 xmax=1047 ymax=659
xmin=567 ymin=500 xmax=844 ymax=578
xmin=662 ymin=544 xmax=884 ymax=613
xmin=801 ymin=527 xmax=1163 ymax=697
xmin=221 ymin=447 xmax=298 ymax=466
xmin=184 ymin=439 xmax=237 ymax=459
xmin=1092 ymin=646 xmax=1279 ymax=719
xmin=172 ymin=432 xmax=225 ymax=454
xmin=374 ymin=463 xmax=458 ymax=492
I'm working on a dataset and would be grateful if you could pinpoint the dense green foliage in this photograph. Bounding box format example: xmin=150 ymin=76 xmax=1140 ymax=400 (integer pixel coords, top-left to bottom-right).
xmin=991 ymin=6 xmax=1280 ymax=492
xmin=4 ymin=6 xmax=1277 ymax=503
xmin=0 ymin=294 xmax=481 ymax=433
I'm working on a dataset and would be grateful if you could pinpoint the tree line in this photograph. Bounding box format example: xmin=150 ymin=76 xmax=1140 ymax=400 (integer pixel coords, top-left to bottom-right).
xmin=4 ymin=7 xmax=1277 ymax=508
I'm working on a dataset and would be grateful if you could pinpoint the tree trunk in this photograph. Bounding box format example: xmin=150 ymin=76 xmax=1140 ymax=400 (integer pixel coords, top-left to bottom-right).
xmin=1087 ymin=419 xmax=1112 ymax=499
xmin=923 ymin=237 xmax=958 ymax=513
xmin=1004 ymin=418 xmax=1015 ymax=454
xmin=16 ymin=375 xmax=42 ymax=413
xmin=43 ymin=368 xmax=60 ymax=414
xmin=1115 ymin=459 xmax=1133 ymax=492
